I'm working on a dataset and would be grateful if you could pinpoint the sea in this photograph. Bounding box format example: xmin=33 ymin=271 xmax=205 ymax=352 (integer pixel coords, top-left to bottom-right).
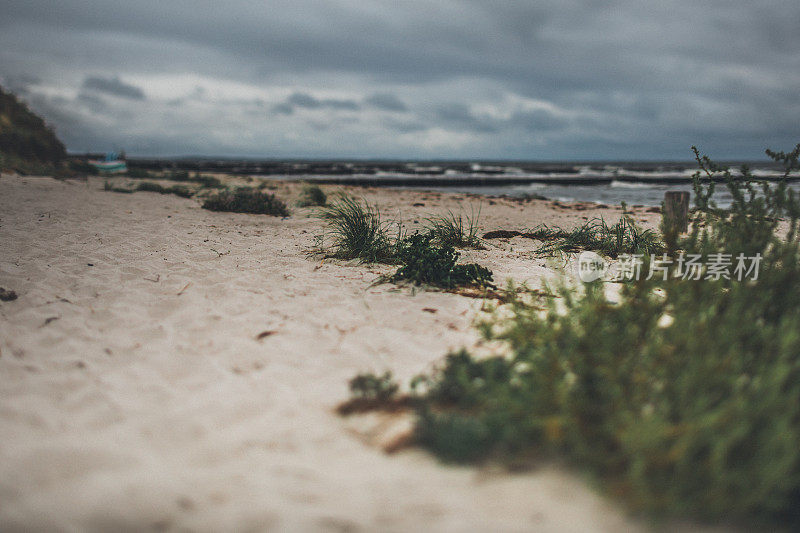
xmin=131 ymin=159 xmax=800 ymax=208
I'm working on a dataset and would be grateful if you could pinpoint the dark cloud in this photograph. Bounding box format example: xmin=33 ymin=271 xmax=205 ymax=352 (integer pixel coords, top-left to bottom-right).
xmin=365 ymin=93 xmax=407 ymax=112
xmin=383 ymin=118 xmax=427 ymax=133
xmin=76 ymin=92 xmax=108 ymax=112
xmin=509 ymin=109 xmax=566 ymax=132
xmin=435 ymin=103 xmax=497 ymax=133
xmin=0 ymin=0 xmax=798 ymax=158
xmin=283 ymin=92 xmax=359 ymax=111
xmin=82 ymin=76 xmax=145 ymax=100
xmin=271 ymin=102 xmax=294 ymax=115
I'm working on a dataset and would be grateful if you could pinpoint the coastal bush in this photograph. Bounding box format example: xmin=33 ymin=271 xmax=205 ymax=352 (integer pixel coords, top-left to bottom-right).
xmin=202 ymin=187 xmax=289 ymax=216
xmin=426 ymin=207 xmax=483 ymax=248
xmin=391 ymin=232 xmax=493 ymax=289
xmin=347 ymin=145 xmax=800 ymax=526
xmin=318 ymin=195 xmax=396 ymax=262
xmin=297 ymin=183 xmax=327 ymax=207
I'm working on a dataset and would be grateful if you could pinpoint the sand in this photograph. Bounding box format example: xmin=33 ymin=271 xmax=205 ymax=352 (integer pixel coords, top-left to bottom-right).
xmin=0 ymin=174 xmax=665 ymax=531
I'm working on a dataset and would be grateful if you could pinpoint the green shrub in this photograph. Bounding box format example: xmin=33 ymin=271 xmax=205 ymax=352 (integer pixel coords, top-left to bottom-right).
xmin=351 ymin=145 xmax=800 ymax=526
xmin=391 ymin=232 xmax=493 ymax=289
xmin=202 ymin=187 xmax=289 ymax=216
xmin=297 ymin=183 xmax=327 ymax=207
xmin=426 ymin=207 xmax=483 ymax=248
xmin=317 ymin=195 xmax=396 ymax=262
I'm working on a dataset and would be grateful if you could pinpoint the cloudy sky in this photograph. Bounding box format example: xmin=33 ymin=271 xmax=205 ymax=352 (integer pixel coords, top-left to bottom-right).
xmin=1 ymin=0 xmax=798 ymax=159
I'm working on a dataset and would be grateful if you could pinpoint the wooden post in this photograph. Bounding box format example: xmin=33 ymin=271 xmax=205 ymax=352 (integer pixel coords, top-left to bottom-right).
xmin=663 ymin=191 xmax=690 ymax=234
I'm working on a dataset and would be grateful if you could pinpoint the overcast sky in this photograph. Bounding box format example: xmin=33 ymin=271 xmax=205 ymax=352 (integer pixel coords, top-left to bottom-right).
xmin=1 ymin=0 xmax=798 ymax=159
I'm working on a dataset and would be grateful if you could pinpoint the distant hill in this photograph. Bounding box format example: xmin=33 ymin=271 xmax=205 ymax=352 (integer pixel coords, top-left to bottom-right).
xmin=0 ymin=85 xmax=66 ymax=173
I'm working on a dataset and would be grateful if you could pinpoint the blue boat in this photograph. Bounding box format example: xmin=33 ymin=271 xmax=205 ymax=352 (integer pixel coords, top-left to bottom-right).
xmin=89 ymin=152 xmax=128 ymax=173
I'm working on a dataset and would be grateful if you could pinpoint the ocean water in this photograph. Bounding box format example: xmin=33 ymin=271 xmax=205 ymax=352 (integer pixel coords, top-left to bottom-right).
xmin=389 ymin=163 xmax=800 ymax=207
xmin=399 ymin=180 xmax=697 ymax=207
xmin=138 ymin=158 xmax=798 ymax=208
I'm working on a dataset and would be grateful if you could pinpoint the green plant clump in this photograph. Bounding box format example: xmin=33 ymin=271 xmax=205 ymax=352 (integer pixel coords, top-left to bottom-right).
xmin=318 ymin=195 xmax=396 ymax=262
xmin=318 ymin=195 xmax=495 ymax=288
xmin=354 ymin=145 xmax=800 ymax=526
xmin=391 ymin=232 xmax=493 ymax=289
xmin=348 ymin=372 xmax=399 ymax=402
xmin=297 ymin=183 xmax=328 ymax=207
xmin=136 ymin=181 xmax=194 ymax=198
xmin=426 ymin=208 xmax=483 ymax=248
xmin=534 ymin=216 xmax=664 ymax=258
xmin=202 ymin=187 xmax=289 ymax=216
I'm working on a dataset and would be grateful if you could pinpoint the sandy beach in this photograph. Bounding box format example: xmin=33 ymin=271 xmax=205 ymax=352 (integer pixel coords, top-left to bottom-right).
xmin=0 ymin=174 xmax=666 ymax=531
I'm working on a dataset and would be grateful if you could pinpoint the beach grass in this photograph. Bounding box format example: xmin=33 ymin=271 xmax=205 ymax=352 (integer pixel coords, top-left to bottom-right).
xmin=425 ymin=206 xmax=483 ymax=249
xmin=533 ymin=216 xmax=664 ymax=258
xmin=317 ymin=194 xmax=397 ymax=263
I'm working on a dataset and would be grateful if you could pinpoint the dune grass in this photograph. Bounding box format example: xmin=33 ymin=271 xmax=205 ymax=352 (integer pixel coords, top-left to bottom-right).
xmin=202 ymin=187 xmax=289 ymax=216
xmin=317 ymin=195 xmax=397 ymax=262
xmin=533 ymin=216 xmax=664 ymax=258
xmin=425 ymin=206 xmax=483 ymax=249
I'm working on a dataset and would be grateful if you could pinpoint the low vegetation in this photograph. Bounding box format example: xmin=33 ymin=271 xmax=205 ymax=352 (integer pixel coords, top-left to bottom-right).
xmin=391 ymin=233 xmax=493 ymax=289
xmin=297 ymin=183 xmax=327 ymax=207
xmin=182 ymin=173 xmax=225 ymax=189
xmin=318 ymin=194 xmax=494 ymax=289
xmin=105 ymin=180 xmax=194 ymax=198
xmin=132 ymin=169 xmax=225 ymax=188
xmin=344 ymin=145 xmax=800 ymax=527
xmin=425 ymin=208 xmax=483 ymax=249
xmin=135 ymin=181 xmax=194 ymax=198
xmin=533 ymin=216 xmax=664 ymax=258
xmin=317 ymin=195 xmax=397 ymax=262
xmin=202 ymin=187 xmax=289 ymax=216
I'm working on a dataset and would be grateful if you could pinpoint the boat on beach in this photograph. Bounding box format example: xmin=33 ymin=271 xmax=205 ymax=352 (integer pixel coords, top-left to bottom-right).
xmin=88 ymin=152 xmax=127 ymax=173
